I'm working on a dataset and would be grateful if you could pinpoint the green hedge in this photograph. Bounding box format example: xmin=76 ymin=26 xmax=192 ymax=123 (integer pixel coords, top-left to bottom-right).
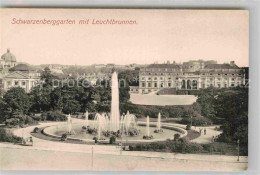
xmin=0 ymin=128 xmax=22 ymax=143
xmin=180 ymin=117 xmax=213 ymax=126
xmin=42 ymin=111 xmax=67 ymax=121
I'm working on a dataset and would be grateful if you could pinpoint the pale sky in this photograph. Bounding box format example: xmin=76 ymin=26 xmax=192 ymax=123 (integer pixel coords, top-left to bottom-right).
xmin=0 ymin=9 xmax=249 ymax=67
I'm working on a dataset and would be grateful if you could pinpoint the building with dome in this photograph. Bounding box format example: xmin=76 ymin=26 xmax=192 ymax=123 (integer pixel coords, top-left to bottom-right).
xmin=1 ymin=63 xmax=41 ymax=93
xmin=0 ymin=49 xmax=17 ymax=69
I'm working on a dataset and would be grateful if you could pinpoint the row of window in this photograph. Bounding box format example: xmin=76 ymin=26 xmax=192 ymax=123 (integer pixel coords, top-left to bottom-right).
xmin=141 ymin=72 xmax=243 ymax=76
xmin=141 ymin=81 xmax=241 ymax=88
xmin=141 ymin=76 xmax=242 ymax=81
xmin=7 ymin=81 xmax=26 ymax=86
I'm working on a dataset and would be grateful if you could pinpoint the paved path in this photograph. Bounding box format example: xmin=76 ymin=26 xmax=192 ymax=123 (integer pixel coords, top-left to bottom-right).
xmin=0 ymin=119 xmax=247 ymax=171
xmin=0 ymin=147 xmax=247 ymax=171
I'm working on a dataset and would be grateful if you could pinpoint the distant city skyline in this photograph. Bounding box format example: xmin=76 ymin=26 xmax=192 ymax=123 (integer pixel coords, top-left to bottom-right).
xmin=0 ymin=9 xmax=248 ymax=67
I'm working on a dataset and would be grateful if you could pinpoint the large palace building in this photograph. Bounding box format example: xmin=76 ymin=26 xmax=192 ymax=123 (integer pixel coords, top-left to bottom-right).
xmin=130 ymin=60 xmax=246 ymax=94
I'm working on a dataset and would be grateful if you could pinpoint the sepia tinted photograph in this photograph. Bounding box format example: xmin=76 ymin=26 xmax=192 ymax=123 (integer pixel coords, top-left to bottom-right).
xmin=0 ymin=9 xmax=248 ymax=171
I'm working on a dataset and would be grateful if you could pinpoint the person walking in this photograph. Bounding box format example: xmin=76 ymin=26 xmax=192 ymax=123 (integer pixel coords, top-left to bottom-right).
xmin=204 ymin=128 xmax=207 ymax=135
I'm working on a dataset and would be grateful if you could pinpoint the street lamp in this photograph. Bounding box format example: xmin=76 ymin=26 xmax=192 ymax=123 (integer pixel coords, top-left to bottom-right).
xmin=237 ymin=139 xmax=240 ymax=162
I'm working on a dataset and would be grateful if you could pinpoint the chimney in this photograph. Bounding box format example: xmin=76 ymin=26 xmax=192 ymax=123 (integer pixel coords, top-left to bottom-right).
xmin=230 ymin=61 xmax=235 ymax=67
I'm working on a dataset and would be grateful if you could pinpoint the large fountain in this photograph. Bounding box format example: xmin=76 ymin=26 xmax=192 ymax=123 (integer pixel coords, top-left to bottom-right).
xmin=56 ymin=71 xmax=183 ymax=143
xmin=84 ymin=71 xmax=139 ymax=140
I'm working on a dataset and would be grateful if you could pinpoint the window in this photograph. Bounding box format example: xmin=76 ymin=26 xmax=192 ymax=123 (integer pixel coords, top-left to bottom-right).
xmin=148 ymin=83 xmax=151 ymax=87
xmin=224 ymin=84 xmax=227 ymax=88
xmin=218 ymin=84 xmax=221 ymax=88
xmin=232 ymin=78 xmax=235 ymax=81
xmin=154 ymin=77 xmax=157 ymax=81
xmin=154 ymin=83 xmax=157 ymax=88
xmin=142 ymin=77 xmax=145 ymax=81
xmin=15 ymin=81 xmax=19 ymax=85
xmin=142 ymin=82 xmax=145 ymax=87
xmin=160 ymin=83 xmax=164 ymax=88
xmin=231 ymin=83 xmax=235 ymax=87
xmin=160 ymin=77 xmax=163 ymax=80
xmin=148 ymin=77 xmax=151 ymax=81
xmin=22 ymin=81 xmax=26 ymax=86
xmin=168 ymin=83 xmax=171 ymax=87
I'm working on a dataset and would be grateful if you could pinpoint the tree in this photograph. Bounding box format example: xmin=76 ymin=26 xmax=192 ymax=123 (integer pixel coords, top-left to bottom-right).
xmin=2 ymin=87 xmax=31 ymax=117
xmin=63 ymin=99 xmax=81 ymax=114
xmin=215 ymin=88 xmax=248 ymax=147
xmin=50 ymin=87 xmax=63 ymax=112
xmin=195 ymin=87 xmax=218 ymax=120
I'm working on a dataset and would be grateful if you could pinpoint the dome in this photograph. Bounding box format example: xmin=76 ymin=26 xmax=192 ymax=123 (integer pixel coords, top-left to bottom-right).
xmin=1 ymin=49 xmax=16 ymax=62
xmin=9 ymin=64 xmax=35 ymax=72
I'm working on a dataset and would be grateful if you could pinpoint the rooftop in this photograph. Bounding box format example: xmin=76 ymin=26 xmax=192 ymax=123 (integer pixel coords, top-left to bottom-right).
xmin=9 ymin=64 xmax=36 ymax=72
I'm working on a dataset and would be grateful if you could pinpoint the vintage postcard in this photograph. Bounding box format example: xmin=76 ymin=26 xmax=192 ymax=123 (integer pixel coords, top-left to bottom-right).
xmin=0 ymin=9 xmax=248 ymax=171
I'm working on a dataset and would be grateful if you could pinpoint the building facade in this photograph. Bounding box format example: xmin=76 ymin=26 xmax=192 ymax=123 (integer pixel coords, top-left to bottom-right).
xmin=2 ymin=64 xmax=41 ymax=93
xmin=132 ymin=61 xmax=246 ymax=94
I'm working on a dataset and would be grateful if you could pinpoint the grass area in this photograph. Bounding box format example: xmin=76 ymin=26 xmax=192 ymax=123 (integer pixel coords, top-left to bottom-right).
xmin=185 ymin=129 xmax=200 ymax=140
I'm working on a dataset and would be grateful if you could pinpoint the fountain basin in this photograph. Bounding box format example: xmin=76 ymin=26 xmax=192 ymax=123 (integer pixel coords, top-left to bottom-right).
xmin=42 ymin=121 xmax=187 ymax=143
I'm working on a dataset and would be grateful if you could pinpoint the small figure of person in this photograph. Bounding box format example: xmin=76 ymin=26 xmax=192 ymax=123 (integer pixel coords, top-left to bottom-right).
xmin=212 ymin=136 xmax=215 ymax=142
xmin=199 ymin=128 xmax=201 ymax=134
xmin=204 ymin=128 xmax=207 ymax=135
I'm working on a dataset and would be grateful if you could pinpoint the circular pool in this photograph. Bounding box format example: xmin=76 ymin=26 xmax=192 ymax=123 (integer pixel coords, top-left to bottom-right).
xmin=43 ymin=121 xmax=187 ymax=143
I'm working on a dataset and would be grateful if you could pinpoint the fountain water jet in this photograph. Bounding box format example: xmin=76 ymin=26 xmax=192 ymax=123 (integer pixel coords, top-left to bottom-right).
xmin=67 ymin=114 xmax=72 ymax=134
xmin=110 ymin=72 xmax=120 ymax=132
xmin=147 ymin=116 xmax=150 ymax=136
xmin=85 ymin=111 xmax=89 ymax=126
xmin=154 ymin=113 xmax=163 ymax=133
xmin=157 ymin=113 xmax=161 ymax=130
xmin=143 ymin=115 xmax=153 ymax=140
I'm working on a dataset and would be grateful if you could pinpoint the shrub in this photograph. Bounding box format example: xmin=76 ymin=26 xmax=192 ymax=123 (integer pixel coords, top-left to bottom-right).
xmin=184 ymin=142 xmax=204 ymax=153
xmin=181 ymin=117 xmax=213 ymax=126
xmin=46 ymin=111 xmax=67 ymax=121
xmin=174 ymin=133 xmax=180 ymax=141
xmin=33 ymin=127 xmax=40 ymax=133
xmin=31 ymin=115 xmax=42 ymax=121
xmin=61 ymin=133 xmax=67 ymax=141
xmin=5 ymin=118 xmax=19 ymax=127
xmin=109 ymin=136 xmax=116 ymax=144
xmin=186 ymin=124 xmax=191 ymax=130
xmin=88 ymin=113 xmax=95 ymax=120
xmin=5 ymin=115 xmax=37 ymax=127
xmin=93 ymin=136 xmax=98 ymax=143
xmin=0 ymin=128 xmax=22 ymax=143
xmin=40 ymin=113 xmax=47 ymax=121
